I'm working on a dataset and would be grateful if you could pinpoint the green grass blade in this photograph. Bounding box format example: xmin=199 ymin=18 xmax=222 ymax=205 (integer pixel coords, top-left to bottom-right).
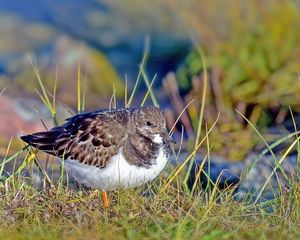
xmin=236 ymin=110 xmax=289 ymax=182
xmin=77 ymin=60 xmax=81 ymax=113
xmin=183 ymin=46 xmax=208 ymax=190
xmin=0 ymin=87 xmax=6 ymax=96
xmin=127 ymin=36 xmax=150 ymax=107
xmin=29 ymin=57 xmax=54 ymax=116
xmin=82 ymin=76 xmax=87 ymax=112
xmin=0 ymin=137 xmax=13 ymax=178
xmin=289 ymin=106 xmax=300 ymax=170
xmin=0 ymin=145 xmax=30 ymax=169
xmin=141 ymin=68 xmax=159 ymax=107
xmin=252 ymin=136 xmax=300 ymax=205
xmin=140 ymin=73 xmax=157 ymax=107
xmin=161 ymin=113 xmax=219 ymax=192
xmin=124 ymin=74 xmax=128 ymax=107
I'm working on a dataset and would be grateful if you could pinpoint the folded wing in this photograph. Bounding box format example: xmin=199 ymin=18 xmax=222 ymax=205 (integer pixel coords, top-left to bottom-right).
xmin=21 ymin=112 xmax=126 ymax=168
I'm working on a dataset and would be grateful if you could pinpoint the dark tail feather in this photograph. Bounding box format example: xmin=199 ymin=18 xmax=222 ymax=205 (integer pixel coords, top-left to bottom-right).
xmin=20 ymin=133 xmax=58 ymax=156
xmin=20 ymin=134 xmax=35 ymax=146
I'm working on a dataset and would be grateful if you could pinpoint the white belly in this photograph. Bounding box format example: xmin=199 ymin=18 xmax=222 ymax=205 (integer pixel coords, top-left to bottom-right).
xmin=63 ymin=147 xmax=168 ymax=191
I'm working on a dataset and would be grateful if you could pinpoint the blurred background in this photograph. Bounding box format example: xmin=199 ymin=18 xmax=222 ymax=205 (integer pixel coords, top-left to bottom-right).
xmin=1 ymin=0 xmax=300 ymax=161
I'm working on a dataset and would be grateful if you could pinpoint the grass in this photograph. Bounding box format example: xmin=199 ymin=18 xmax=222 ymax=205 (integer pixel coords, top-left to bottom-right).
xmin=1 ymin=48 xmax=300 ymax=239
xmin=0 ymin=179 xmax=299 ymax=239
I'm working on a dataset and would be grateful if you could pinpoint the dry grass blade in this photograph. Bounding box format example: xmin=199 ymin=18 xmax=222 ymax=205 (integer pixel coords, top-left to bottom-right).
xmin=169 ymin=99 xmax=195 ymax=135
xmin=53 ymin=66 xmax=58 ymax=117
xmin=190 ymin=153 xmax=208 ymax=194
xmin=0 ymin=138 xmax=13 ymax=178
xmin=109 ymin=87 xmax=117 ymax=109
xmin=252 ymin=136 xmax=300 ymax=205
xmin=28 ymin=57 xmax=55 ymax=117
xmin=141 ymin=68 xmax=158 ymax=107
xmin=0 ymin=87 xmax=6 ymax=96
xmin=248 ymin=130 xmax=300 ymax=175
xmin=236 ymin=110 xmax=289 ymax=182
xmin=183 ymin=46 xmax=208 ymax=189
xmin=289 ymin=106 xmax=300 ymax=167
xmin=77 ymin=60 xmax=81 ymax=113
xmin=5 ymin=150 xmax=38 ymax=181
xmin=161 ymin=113 xmax=219 ymax=192
xmin=127 ymin=36 xmax=150 ymax=107
xmin=82 ymin=76 xmax=87 ymax=112
xmin=0 ymin=145 xmax=29 ymax=170
xmin=140 ymin=73 xmax=157 ymax=107
xmin=124 ymin=74 xmax=128 ymax=107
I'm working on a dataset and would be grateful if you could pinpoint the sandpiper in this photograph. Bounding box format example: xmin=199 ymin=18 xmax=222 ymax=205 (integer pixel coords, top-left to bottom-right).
xmin=21 ymin=106 xmax=174 ymax=207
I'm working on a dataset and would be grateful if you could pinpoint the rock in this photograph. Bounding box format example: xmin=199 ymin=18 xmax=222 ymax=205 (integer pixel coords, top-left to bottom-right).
xmin=235 ymin=153 xmax=299 ymax=204
xmin=188 ymin=154 xmax=244 ymax=191
xmin=0 ymin=95 xmax=46 ymax=139
xmin=188 ymin=152 xmax=299 ymax=206
xmin=0 ymin=94 xmax=71 ymax=154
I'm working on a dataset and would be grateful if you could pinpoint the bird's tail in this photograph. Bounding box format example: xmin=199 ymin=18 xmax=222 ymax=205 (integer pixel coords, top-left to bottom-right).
xmin=20 ymin=128 xmax=64 ymax=155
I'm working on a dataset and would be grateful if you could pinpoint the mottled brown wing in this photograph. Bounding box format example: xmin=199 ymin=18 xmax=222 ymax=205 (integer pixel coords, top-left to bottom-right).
xmin=21 ymin=113 xmax=127 ymax=168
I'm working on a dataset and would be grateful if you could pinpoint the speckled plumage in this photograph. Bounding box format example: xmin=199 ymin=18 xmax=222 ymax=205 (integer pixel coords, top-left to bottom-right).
xmin=21 ymin=106 xmax=174 ymax=190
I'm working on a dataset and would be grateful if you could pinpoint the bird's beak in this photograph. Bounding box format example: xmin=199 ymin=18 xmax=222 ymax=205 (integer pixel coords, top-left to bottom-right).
xmin=161 ymin=131 xmax=176 ymax=144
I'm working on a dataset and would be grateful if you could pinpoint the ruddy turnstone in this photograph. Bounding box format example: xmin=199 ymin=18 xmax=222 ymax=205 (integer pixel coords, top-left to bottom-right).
xmin=21 ymin=106 xmax=174 ymax=207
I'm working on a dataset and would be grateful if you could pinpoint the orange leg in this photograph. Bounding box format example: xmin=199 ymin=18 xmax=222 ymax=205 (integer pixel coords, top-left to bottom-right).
xmin=102 ymin=191 xmax=109 ymax=208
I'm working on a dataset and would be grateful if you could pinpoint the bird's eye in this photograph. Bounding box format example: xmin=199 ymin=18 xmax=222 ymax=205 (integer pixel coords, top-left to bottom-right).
xmin=146 ymin=121 xmax=153 ymax=127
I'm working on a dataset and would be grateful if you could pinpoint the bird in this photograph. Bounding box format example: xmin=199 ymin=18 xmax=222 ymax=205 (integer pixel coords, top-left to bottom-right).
xmin=21 ymin=106 xmax=174 ymax=208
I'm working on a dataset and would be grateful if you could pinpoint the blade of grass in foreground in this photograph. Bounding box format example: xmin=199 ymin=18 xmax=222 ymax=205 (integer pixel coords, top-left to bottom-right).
xmin=126 ymin=36 xmax=150 ymax=108
xmin=169 ymin=99 xmax=195 ymax=135
xmin=252 ymin=136 xmax=300 ymax=205
xmin=140 ymin=73 xmax=157 ymax=107
xmin=183 ymin=46 xmax=208 ymax=191
xmin=236 ymin=110 xmax=289 ymax=182
xmin=29 ymin=57 xmax=56 ymax=118
xmin=0 ymin=138 xmax=13 ymax=178
xmin=161 ymin=113 xmax=219 ymax=193
xmin=82 ymin=76 xmax=87 ymax=112
xmin=190 ymin=153 xmax=208 ymax=194
xmin=289 ymin=106 xmax=300 ymax=170
xmin=0 ymin=145 xmax=30 ymax=170
xmin=52 ymin=66 xmax=58 ymax=121
xmin=0 ymin=87 xmax=6 ymax=96
xmin=109 ymin=86 xmax=117 ymax=109
xmin=246 ymin=130 xmax=300 ymax=175
xmin=141 ymin=68 xmax=158 ymax=107
xmin=77 ymin=60 xmax=81 ymax=113
xmin=5 ymin=150 xmax=38 ymax=182
xmin=124 ymin=74 xmax=128 ymax=107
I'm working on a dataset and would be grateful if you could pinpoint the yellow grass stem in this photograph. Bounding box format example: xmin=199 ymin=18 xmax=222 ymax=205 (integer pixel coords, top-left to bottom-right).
xmin=190 ymin=154 xmax=208 ymax=194
xmin=0 ymin=138 xmax=13 ymax=177
xmin=289 ymin=106 xmax=300 ymax=162
xmin=127 ymin=36 xmax=150 ymax=107
xmin=141 ymin=73 xmax=157 ymax=107
xmin=141 ymin=68 xmax=159 ymax=107
xmin=29 ymin=57 xmax=55 ymax=117
xmin=82 ymin=76 xmax=87 ymax=112
xmin=124 ymin=74 xmax=128 ymax=107
xmin=7 ymin=150 xmax=39 ymax=181
xmin=53 ymin=66 xmax=58 ymax=116
xmin=0 ymin=87 xmax=6 ymax=96
xmin=236 ymin=110 xmax=289 ymax=182
xmin=183 ymin=46 xmax=208 ymax=189
xmin=77 ymin=60 xmax=81 ymax=113
xmin=161 ymin=113 xmax=219 ymax=193
xmin=169 ymin=99 xmax=195 ymax=135
xmin=253 ymin=136 xmax=300 ymax=205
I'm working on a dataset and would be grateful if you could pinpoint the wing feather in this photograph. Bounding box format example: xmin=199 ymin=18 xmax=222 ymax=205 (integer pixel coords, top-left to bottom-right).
xmin=21 ymin=111 xmax=127 ymax=168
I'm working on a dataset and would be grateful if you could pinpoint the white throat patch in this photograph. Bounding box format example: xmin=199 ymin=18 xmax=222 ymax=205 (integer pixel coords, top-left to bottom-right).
xmin=153 ymin=134 xmax=163 ymax=144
